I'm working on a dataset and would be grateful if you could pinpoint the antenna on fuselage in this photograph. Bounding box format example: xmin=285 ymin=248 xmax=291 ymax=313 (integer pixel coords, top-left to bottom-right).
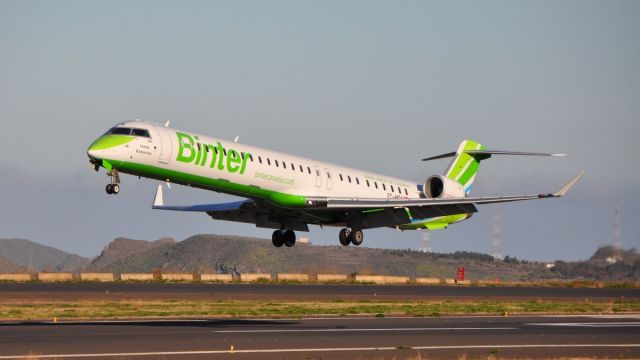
xmin=164 ymin=120 xmax=171 ymax=128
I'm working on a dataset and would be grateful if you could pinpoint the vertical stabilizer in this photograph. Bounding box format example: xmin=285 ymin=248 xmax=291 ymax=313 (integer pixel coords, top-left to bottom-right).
xmin=444 ymin=140 xmax=488 ymax=195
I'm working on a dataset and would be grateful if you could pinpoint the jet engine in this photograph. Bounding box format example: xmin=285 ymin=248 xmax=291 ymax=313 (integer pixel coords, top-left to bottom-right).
xmin=423 ymin=175 xmax=465 ymax=199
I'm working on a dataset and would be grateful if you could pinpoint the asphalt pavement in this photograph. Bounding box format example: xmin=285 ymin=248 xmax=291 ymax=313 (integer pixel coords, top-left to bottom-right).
xmin=0 ymin=282 xmax=636 ymax=301
xmin=0 ymin=315 xmax=639 ymax=359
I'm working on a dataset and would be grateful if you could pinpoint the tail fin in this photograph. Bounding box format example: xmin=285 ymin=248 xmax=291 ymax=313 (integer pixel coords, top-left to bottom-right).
xmin=444 ymin=140 xmax=487 ymax=195
xmin=422 ymin=140 xmax=564 ymax=196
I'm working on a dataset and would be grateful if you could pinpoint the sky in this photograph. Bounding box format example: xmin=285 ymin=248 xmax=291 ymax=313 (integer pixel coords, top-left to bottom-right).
xmin=0 ymin=1 xmax=638 ymax=261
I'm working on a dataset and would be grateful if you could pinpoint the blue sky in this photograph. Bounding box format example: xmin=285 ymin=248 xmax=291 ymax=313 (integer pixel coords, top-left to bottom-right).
xmin=1 ymin=1 xmax=638 ymax=260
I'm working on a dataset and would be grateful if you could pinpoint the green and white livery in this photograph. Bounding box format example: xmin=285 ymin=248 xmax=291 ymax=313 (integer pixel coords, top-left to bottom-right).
xmin=87 ymin=120 xmax=584 ymax=247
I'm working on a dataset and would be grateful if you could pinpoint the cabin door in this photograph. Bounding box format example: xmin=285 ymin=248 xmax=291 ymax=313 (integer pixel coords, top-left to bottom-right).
xmin=156 ymin=127 xmax=172 ymax=164
xmin=313 ymin=165 xmax=322 ymax=188
xmin=325 ymin=168 xmax=333 ymax=190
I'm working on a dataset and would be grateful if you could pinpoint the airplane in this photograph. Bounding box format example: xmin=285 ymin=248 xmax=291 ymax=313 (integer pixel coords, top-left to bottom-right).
xmin=87 ymin=120 xmax=584 ymax=247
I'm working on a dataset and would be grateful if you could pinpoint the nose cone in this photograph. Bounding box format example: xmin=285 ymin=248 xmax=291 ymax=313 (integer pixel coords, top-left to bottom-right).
xmin=87 ymin=134 xmax=134 ymax=160
xmin=87 ymin=141 xmax=102 ymax=160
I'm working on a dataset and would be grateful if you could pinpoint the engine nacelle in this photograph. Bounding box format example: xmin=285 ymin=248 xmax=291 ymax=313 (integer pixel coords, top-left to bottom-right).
xmin=423 ymin=175 xmax=466 ymax=199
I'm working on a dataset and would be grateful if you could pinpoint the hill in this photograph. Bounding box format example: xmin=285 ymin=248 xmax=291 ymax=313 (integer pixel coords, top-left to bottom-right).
xmin=0 ymin=255 xmax=30 ymax=273
xmin=84 ymin=237 xmax=176 ymax=271
xmin=0 ymin=238 xmax=91 ymax=272
xmin=85 ymin=234 xmax=575 ymax=281
xmin=551 ymin=246 xmax=640 ymax=281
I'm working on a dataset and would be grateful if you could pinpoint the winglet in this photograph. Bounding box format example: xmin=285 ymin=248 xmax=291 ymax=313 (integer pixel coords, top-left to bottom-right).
xmin=153 ymin=184 xmax=164 ymax=208
xmin=554 ymin=171 xmax=586 ymax=197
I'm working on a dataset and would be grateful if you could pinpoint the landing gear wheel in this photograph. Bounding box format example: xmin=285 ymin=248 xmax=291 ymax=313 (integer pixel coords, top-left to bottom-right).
xmin=283 ymin=229 xmax=296 ymax=247
xmin=106 ymin=184 xmax=113 ymax=194
xmin=272 ymin=230 xmax=284 ymax=247
xmin=339 ymin=228 xmax=351 ymax=246
xmin=349 ymin=229 xmax=364 ymax=246
xmin=111 ymin=183 xmax=120 ymax=194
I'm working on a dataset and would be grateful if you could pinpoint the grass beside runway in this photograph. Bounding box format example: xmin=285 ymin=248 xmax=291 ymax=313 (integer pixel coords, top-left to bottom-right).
xmin=1 ymin=299 xmax=639 ymax=320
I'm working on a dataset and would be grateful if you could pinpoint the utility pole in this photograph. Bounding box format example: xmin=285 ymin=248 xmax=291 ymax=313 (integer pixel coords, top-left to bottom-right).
xmin=613 ymin=197 xmax=622 ymax=261
xmin=420 ymin=230 xmax=431 ymax=253
xmin=492 ymin=208 xmax=503 ymax=260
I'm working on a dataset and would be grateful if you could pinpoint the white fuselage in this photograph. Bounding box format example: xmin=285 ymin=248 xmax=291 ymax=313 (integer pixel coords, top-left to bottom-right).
xmin=90 ymin=120 xmax=422 ymax=203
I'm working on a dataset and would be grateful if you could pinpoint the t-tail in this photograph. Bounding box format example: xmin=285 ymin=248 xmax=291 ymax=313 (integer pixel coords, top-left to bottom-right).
xmin=423 ymin=140 xmax=566 ymax=196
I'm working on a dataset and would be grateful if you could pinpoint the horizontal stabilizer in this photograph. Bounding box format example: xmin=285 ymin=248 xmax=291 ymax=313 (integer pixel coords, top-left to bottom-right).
xmin=423 ymin=149 xmax=565 ymax=161
xmin=465 ymin=150 xmax=566 ymax=157
xmin=152 ymin=184 xmax=253 ymax=212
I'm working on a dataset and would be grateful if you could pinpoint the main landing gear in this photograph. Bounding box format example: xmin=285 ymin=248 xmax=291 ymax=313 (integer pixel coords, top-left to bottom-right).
xmin=339 ymin=228 xmax=363 ymax=246
xmin=272 ymin=229 xmax=296 ymax=247
xmin=105 ymin=170 xmax=120 ymax=195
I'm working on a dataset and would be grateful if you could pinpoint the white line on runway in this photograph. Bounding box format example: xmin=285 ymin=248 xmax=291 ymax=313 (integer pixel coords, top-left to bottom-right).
xmin=212 ymin=327 xmax=518 ymax=333
xmin=0 ymin=344 xmax=638 ymax=359
xmin=529 ymin=322 xmax=640 ymax=327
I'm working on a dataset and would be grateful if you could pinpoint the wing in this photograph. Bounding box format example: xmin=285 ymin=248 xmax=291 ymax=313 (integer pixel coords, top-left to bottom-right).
xmin=152 ymin=185 xmax=254 ymax=212
xmin=326 ymin=171 xmax=586 ymax=209
xmin=324 ymin=171 xmax=585 ymax=209
xmin=151 ymin=185 xmax=310 ymax=231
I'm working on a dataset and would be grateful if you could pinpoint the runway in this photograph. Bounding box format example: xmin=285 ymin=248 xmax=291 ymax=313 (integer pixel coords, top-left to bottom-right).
xmin=1 ymin=315 xmax=639 ymax=359
xmin=0 ymin=282 xmax=637 ymax=301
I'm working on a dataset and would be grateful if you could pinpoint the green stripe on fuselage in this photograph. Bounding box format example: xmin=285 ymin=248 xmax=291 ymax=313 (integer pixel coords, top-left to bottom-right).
xmin=105 ymin=159 xmax=307 ymax=208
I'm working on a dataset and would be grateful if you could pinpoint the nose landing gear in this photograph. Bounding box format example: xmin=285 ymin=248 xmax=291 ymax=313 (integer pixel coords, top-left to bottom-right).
xmin=105 ymin=170 xmax=120 ymax=195
xmin=106 ymin=183 xmax=120 ymax=194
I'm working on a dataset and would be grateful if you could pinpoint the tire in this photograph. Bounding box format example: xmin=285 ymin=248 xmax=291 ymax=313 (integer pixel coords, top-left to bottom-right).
xmin=350 ymin=229 xmax=364 ymax=246
xmin=339 ymin=228 xmax=351 ymax=246
xmin=106 ymin=184 xmax=113 ymax=194
xmin=272 ymin=230 xmax=284 ymax=247
xmin=283 ymin=229 xmax=296 ymax=247
xmin=111 ymin=184 xmax=120 ymax=194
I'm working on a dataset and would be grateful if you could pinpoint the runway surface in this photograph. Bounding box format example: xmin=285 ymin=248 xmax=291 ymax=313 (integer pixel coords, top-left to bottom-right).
xmin=1 ymin=315 xmax=639 ymax=359
xmin=0 ymin=282 xmax=637 ymax=301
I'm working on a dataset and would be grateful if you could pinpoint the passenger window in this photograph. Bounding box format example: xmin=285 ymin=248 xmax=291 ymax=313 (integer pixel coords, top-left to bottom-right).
xmin=347 ymin=176 xmax=351 ymax=183
xmin=258 ymin=156 xmax=262 ymax=164
xmin=316 ymin=169 xmax=320 ymax=176
xmin=275 ymin=160 xmax=279 ymax=167
xmin=214 ymin=147 xmax=218 ymax=154
xmin=366 ymin=180 xmax=370 ymax=187
xmin=398 ymin=187 xmax=402 ymax=194
xmin=132 ymin=128 xmax=150 ymax=138
xmin=267 ymin=158 xmax=271 ymax=166
xmin=390 ymin=185 xmax=394 ymax=192
xmin=223 ymin=148 xmax=227 ymax=156
xmin=307 ymin=167 xmax=311 ymax=174
xmin=356 ymin=178 xmax=360 ymax=185
xmin=374 ymin=182 xmax=378 ymax=189
xmin=327 ymin=172 xmax=331 ymax=179
xmin=299 ymin=165 xmax=303 ymax=172
xmin=339 ymin=174 xmax=343 ymax=181
xmin=404 ymin=188 xmax=408 ymax=195
xmin=291 ymin=163 xmax=295 ymax=170
xmin=383 ymin=184 xmax=386 ymax=191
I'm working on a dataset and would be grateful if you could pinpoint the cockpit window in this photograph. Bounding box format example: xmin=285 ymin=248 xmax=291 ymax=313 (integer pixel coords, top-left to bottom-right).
xmin=132 ymin=128 xmax=150 ymax=138
xmin=107 ymin=127 xmax=151 ymax=138
xmin=109 ymin=127 xmax=132 ymax=135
